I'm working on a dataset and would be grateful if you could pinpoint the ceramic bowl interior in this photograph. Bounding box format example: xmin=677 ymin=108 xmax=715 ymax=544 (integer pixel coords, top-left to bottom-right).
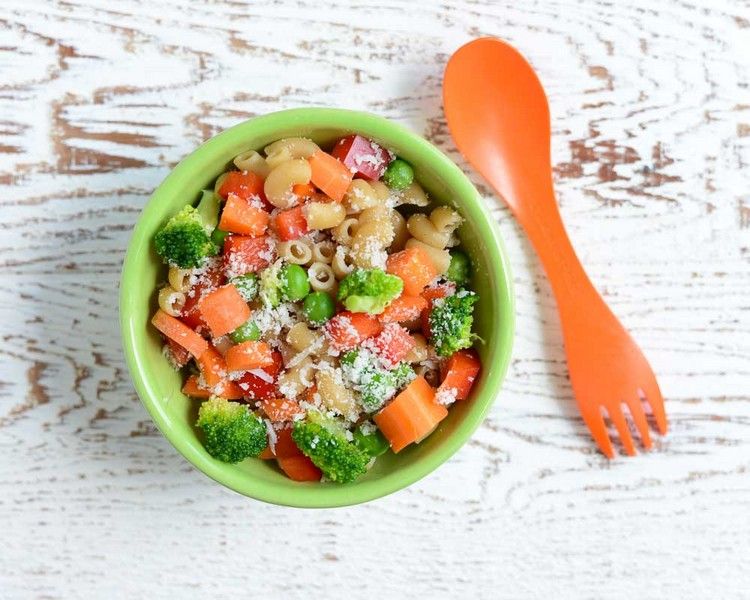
xmin=120 ymin=108 xmax=514 ymax=507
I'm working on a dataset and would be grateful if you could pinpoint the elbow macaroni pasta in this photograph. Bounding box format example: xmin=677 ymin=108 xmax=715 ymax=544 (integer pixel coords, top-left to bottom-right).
xmin=286 ymin=322 xmax=321 ymax=353
xmin=277 ymin=239 xmax=313 ymax=265
xmin=405 ymin=238 xmax=451 ymax=274
xmin=368 ymin=180 xmax=391 ymax=203
xmin=233 ymin=150 xmax=271 ymax=178
xmin=429 ymin=206 xmax=462 ymax=247
xmin=277 ymin=357 xmax=315 ymax=399
xmin=388 ymin=208 xmax=409 ymax=252
xmin=316 ymin=370 xmax=357 ymax=417
xmin=158 ymin=286 xmax=185 ymax=317
xmin=303 ymin=201 xmax=346 ymax=230
xmin=264 ymin=137 xmax=319 ymax=169
xmin=415 ymin=364 xmax=440 ymax=387
xmin=167 ymin=267 xmax=191 ymax=293
xmin=331 ymin=246 xmax=355 ymax=279
xmin=343 ymin=179 xmax=379 ymax=214
xmin=406 ymin=213 xmax=451 ymax=249
xmin=308 ymin=262 xmax=336 ymax=293
xmin=264 ymin=159 xmax=312 ymax=209
xmin=332 ymin=217 xmax=359 ymax=246
xmin=404 ymin=333 xmax=429 ymax=363
xmin=312 ymin=240 xmax=335 ymax=264
xmin=350 ymin=218 xmax=394 ymax=269
xmin=394 ymin=181 xmax=429 ymax=207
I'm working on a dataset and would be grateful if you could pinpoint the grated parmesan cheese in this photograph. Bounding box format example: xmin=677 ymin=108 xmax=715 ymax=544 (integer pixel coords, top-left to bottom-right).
xmin=435 ymin=386 xmax=458 ymax=406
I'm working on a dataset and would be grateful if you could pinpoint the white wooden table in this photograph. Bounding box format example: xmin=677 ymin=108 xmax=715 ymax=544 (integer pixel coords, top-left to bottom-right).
xmin=1 ymin=1 xmax=748 ymax=598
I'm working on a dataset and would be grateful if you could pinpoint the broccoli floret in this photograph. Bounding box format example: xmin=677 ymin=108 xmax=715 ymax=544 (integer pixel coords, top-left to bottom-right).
xmin=446 ymin=249 xmax=472 ymax=286
xmin=195 ymin=397 xmax=267 ymax=463
xmin=428 ymin=290 xmax=478 ymax=357
xmin=231 ymin=273 xmax=259 ymax=302
xmin=154 ymin=192 xmax=219 ymax=267
xmin=259 ymin=261 xmax=282 ymax=308
xmin=291 ymin=412 xmax=370 ymax=483
xmin=391 ymin=361 xmax=417 ymax=389
xmin=195 ymin=190 xmax=221 ymax=233
xmin=341 ymin=349 xmax=415 ymax=412
xmin=337 ymin=268 xmax=403 ymax=314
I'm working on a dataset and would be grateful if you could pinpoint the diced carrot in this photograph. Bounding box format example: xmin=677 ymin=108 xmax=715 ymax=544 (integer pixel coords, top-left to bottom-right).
xmin=308 ymin=150 xmax=353 ymax=202
xmin=225 ymin=341 xmax=274 ymax=372
xmin=165 ymin=337 xmax=191 ymax=368
xmin=277 ymin=455 xmax=322 ymax=482
xmin=181 ymin=374 xmax=244 ymax=400
xmin=324 ymin=311 xmax=382 ymax=352
xmin=181 ymin=375 xmax=210 ymax=398
xmin=180 ymin=261 xmax=225 ymax=330
xmin=379 ymin=295 xmax=428 ymax=323
xmin=216 ymin=381 xmax=244 ymax=400
xmin=367 ymin=323 xmax=415 ymax=367
xmin=197 ymin=284 xmax=251 ymax=338
xmin=292 ymin=182 xmax=316 ymax=199
xmin=273 ymin=206 xmax=308 ymax=241
xmin=259 ymin=446 xmax=275 ymax=460
xmin=261 ymin=397 xmax=304 ymax=422
xmin=439 ymin=349 xmax=481 ymax=401
xmin=223 ymin=235 xmax=275 ymax=277
xmin=218 ymin=170 xmax=265 ymax=201
xmin=218 ymin=193 xmax=270 ymax=236
xmin=196 ymin=346 xmax=227 ymax=388
xmin=373 ymin=375 xmax=448 ymax=453
xmin=386 ymin=247 xmax=438 ymax=296
xmin=151 ymin=310 xmax=208 ymax=358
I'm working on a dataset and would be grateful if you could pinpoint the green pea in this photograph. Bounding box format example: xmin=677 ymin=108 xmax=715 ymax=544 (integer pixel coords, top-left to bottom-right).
xmin=446 ymin=249 xmax=471 ymax=286
xmin=353 ymin=425 xmax=390 ymax=458
xmin=230 ymin=320 xmax=261 ymax=343
xmin=382 ymin=158 xmax=414 ymax=190
xmin=303 ymin=291 xmax=335 ymax=326
xmin=211 ymin=228 xmax=229 ymax=247
xmin=280 ymin=264 xmax=310 ymax=301
xmin=231 ymin=273 xmax=259 ymax=302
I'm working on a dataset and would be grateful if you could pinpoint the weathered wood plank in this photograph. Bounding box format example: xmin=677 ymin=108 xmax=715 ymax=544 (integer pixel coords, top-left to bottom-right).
xmin=0 ymin=0 xmax=748 ymax=598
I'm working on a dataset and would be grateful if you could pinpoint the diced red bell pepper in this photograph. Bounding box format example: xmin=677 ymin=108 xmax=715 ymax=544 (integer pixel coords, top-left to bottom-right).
xmin=165 ymin=337 xmax=191 ymax=369
xmin=366 ymin=323 xmax=416 ymax=368
xmin=324 ymin=311 xmax=383 ymax=352
xmin=331 ymin=134 xmax=393 ymax=181
xmin=180 ymin=260 xmax=225 ymax=330
xmin=218 ymin=170 xmax=272 ymax=210
xmin=223 ymin=235 xmax=275 ymax=278
xmin=438 ymin=348 xmax=481 ymax=401
xmin=236 ymin=350 xmax=283 ymax=400
xmin=273 ymin=206 xmax=309 ymax=241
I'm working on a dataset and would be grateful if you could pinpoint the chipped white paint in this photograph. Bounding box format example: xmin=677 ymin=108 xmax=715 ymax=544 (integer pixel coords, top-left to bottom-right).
xmin=0 ymin=0 xmax=749 ymax=598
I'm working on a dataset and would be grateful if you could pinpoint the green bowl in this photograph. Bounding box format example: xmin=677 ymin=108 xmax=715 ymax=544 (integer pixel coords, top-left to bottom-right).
xmin=120 ymin=108 xmax=514 ymax=508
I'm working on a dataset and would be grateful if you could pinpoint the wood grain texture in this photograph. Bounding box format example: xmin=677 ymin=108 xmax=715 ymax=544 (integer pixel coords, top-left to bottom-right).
xmin=1 ymin=0 xmax=749 ymax=598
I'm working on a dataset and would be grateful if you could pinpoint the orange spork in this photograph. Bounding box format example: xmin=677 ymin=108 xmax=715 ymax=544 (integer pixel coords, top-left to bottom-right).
xmin=443 ymin=38 xmax=667 ymax=457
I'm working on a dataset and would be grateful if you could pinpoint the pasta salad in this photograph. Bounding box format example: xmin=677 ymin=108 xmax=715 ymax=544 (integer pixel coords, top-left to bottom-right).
xmin=150 ymin=134 xmax=482 ymax=483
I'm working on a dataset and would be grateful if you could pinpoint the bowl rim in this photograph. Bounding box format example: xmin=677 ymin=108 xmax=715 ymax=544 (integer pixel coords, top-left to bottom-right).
xmin=120 ymin=107 xmax=514 ymax=508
